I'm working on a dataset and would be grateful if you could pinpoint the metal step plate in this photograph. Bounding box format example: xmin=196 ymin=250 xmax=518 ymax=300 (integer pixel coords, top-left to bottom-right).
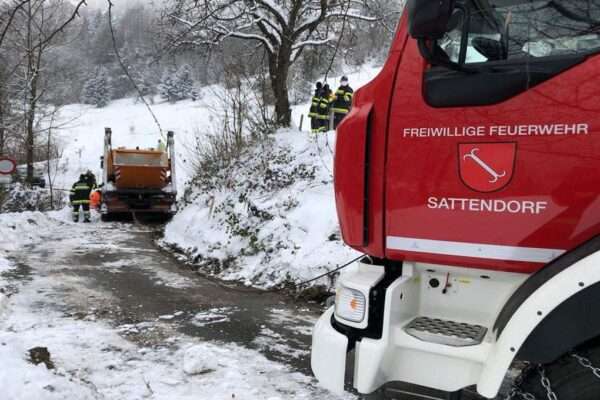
xmin=404 ymin=317 xmax=488 ymax=347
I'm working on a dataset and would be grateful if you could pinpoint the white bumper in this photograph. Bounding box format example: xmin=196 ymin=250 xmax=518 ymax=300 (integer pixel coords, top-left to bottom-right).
xmin=311 ymin=262 xmax=534 ymax=398
xmin=311 ymin=307 xmax=349 ymax=395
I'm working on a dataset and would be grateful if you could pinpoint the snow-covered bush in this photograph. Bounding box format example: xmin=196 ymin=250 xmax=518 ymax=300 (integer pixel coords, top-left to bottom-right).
xmin=81 ymin=68 xmax=112 ymax=108
xmin=0 ymin=183 xmax=62 ymax=213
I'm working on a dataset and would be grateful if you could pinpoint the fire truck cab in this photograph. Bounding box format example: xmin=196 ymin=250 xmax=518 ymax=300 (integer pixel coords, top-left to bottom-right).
xmin=312 ymin=1 xmax=600 ymax=399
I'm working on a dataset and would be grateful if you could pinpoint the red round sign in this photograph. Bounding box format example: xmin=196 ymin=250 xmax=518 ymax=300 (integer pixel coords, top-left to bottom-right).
xmin=0 ymin=158 xmax=16 ymax=175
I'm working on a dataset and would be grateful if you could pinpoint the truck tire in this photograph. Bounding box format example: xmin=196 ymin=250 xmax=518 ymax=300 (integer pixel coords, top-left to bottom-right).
xmin=512 ymin=342 xmax=600 ymax=399
xmin=100 ymin=214 xmax=111 ymax=222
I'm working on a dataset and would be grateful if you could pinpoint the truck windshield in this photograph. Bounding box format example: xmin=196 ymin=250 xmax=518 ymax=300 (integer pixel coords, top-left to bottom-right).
xmin=440 ymin=0 xmax=600 ymax=64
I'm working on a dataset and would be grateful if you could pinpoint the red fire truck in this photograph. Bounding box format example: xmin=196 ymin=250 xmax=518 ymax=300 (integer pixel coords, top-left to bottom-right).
xmin=311 ymin=1 xmax=600 ymax=399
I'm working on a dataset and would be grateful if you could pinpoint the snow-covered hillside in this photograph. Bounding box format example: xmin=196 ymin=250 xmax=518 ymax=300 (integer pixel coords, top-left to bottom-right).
xmin=51 ymin=65 xmax=381 ymax=192
xmin=44 ymin=64 xmax=381 ymax=290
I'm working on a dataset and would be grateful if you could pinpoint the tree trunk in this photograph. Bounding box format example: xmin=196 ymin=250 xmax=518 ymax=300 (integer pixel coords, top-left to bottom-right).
xmin=0 ymin=106 xmax=5 ymax=155
xmin=46 ymin=127 xmax=54 ymax=209
xmin=0 ymin=127 xmax=4 ymax=156
xmin=26 ymin=79 xmax=37 ymax=185
xmin=269 ymin=48 xmax=292 ymax=127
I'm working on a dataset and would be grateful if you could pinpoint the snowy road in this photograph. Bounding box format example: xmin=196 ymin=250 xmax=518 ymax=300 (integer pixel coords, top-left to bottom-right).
xmin=0 ymin=217 xmax=353 ymax=400
xmin=0 ymin=216 xmax=492 ymax=400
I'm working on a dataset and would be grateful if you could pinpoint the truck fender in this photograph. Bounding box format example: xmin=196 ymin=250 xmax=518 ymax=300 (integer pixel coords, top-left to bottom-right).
xmin=477 ymin=236 xmax=600 ymax=398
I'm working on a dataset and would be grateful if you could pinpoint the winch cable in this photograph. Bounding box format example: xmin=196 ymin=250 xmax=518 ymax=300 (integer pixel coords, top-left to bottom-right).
xmin=312 ymin=134 xmax=333 ymax=178
xmin=172 ymin=253 xmax=365 ymax=295
xmin=322 ymin=0 xmax=351 ymax=83
xmin=295 ymin=254 xmax=364 ymax=288
xmin=106 ymin=0 xmax=165 ymax=140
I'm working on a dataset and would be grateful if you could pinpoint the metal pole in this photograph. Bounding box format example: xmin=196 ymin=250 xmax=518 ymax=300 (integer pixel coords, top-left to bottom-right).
xmin=168 ymin=131 xmax=177 ymax=194
xmin=103 ymin=128 xmax=111 ymax=188
xmin=329 ymin=110 xmax=335 ymax=131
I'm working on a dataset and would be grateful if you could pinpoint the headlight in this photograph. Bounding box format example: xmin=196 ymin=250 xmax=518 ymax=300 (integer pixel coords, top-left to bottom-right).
xmin=335 ymin=286 xmax=366 ymax=323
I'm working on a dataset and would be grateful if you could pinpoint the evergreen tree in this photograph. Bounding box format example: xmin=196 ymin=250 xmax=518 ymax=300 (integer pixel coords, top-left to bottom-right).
xmin=159 ymin=64 xmax=197 ymax=103
xmin=159 ymin=67 xmax=178 ymax=103
xmin=175 ymin=64 xmax=195 ymax=101
xmin=81 ymin=68 xmax=112 ymax=108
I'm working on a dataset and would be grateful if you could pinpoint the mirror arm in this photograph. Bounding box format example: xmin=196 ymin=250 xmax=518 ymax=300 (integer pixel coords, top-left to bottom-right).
xmin=418 ymin=39 xmax=462 ymax=72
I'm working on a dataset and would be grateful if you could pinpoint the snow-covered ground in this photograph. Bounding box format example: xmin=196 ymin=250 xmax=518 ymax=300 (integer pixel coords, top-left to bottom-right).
xmin=0 ymin=211 xmax=353 ymax=400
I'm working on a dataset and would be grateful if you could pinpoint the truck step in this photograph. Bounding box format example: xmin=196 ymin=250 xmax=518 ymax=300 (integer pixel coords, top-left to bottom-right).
xmin=404 ymin=317 xmax=487 ymax=347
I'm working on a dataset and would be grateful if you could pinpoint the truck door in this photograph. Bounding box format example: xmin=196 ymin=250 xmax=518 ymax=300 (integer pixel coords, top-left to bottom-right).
xmin=385 ymin=1 xmax=600 ymax=273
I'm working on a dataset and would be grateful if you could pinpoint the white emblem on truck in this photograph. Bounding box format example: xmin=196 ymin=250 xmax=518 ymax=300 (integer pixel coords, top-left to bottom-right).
xmin=463 ymin=148 xmax=506 ymax=183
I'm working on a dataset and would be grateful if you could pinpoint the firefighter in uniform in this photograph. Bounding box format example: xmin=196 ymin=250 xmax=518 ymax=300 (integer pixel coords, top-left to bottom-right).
xmin=70 ymin=174 xmax=93 ymax=223
xmin=317 ymin=84 xmax=332 ymax=132
xmin=331 ymin=76 xmax=354 ymax=129
xmin=308 ymin=82 xmax=323 ymax=133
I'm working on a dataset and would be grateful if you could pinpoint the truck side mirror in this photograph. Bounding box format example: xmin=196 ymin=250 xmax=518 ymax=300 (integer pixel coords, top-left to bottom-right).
xmin=407 ymin=0 xmax=456 ymax=40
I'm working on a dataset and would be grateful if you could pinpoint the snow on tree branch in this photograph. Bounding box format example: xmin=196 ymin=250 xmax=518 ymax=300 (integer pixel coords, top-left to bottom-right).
xmin=161 ymin=0 xmax=380 ymax=126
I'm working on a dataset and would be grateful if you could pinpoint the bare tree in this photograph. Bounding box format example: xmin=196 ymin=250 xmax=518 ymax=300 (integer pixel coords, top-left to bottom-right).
xmin=0 ymin=1 xmax=33 ymax=49
xmin=162 ymin=0 xmax=377 ymax=127
xmin=5 ymin=0 xmax=86 ymax=184
xmin=43 ymin=108 xmax=65 ymax=209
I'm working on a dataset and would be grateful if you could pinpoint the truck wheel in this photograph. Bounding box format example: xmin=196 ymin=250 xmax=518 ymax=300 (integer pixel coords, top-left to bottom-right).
xmin=100 ymin=214 xmax=111 ymax=222
xmin=511 ymin=345 xmax=600 ymax=399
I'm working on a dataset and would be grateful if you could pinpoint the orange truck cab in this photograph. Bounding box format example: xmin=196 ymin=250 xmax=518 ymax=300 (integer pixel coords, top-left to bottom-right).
xmin=311 ymin=1 xmax=600 ymax=399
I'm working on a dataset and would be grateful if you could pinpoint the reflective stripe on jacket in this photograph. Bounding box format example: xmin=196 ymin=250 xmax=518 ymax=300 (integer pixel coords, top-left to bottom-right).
xmin=70 ymin=181 xmax=92 ymax=204
xmin=317 ymin=95 xmax=331 ymax=120
xmin=308 ymin=94 xmax=321 ymax=118
xmin=331 ymin=86 xmax=354 ymax=115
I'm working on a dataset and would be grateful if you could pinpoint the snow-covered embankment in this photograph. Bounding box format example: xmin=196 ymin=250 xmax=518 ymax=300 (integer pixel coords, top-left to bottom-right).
xmin=162 ymin=130 xmax=359 ymax=290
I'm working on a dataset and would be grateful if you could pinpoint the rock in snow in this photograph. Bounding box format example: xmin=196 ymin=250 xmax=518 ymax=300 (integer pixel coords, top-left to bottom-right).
xmin=183 ymin=345 xmax=219 ymax=375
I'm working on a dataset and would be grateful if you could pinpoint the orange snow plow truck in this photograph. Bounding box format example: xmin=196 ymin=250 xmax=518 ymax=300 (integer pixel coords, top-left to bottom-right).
xmin=100 ymin=128 xmax=177 ymax=221
xmin=312 ymin=1 xmax=600 ymax=400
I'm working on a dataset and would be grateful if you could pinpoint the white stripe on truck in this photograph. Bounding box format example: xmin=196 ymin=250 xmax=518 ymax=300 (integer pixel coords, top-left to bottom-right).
xmin=386 ymin=236 xmax=565 ymax=263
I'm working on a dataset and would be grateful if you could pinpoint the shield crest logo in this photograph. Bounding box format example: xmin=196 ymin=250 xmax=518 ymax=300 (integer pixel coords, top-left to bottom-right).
xmin=459 ymin=143 xmax=517 ymax=193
